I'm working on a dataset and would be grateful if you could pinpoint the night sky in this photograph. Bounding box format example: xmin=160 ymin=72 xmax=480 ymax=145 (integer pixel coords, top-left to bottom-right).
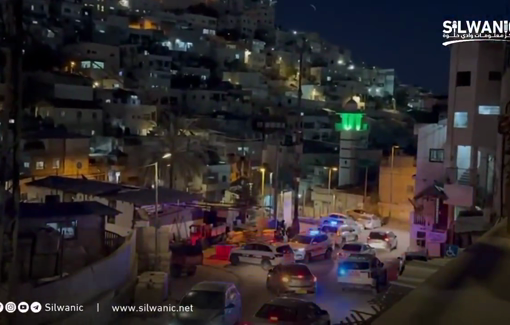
xmin=276 ymin=0 xmax=508 ymax=94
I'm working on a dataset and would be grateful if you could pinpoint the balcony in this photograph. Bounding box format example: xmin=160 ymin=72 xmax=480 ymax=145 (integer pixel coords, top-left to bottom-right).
xmin=443 ymin=167 xmax=475 ymax=207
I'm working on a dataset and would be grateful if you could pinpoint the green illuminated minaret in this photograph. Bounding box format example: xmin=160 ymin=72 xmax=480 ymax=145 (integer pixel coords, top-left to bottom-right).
xmin=334 ymin=99 xmax=368 ymax=187
xmin=335 ymin=112 xmax=368 ymax=132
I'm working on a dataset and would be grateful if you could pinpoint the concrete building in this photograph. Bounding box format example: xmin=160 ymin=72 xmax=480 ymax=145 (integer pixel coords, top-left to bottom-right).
xmin=378 ymin=155 xmax=416 ymax=223
xmin=21 ymin=131 xmax=95 ymax=187
xmin=409 ymin=42 xmax=503 ymax=254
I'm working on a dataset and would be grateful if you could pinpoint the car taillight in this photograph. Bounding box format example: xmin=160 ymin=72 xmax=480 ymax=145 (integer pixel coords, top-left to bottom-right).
xmin=384 ymin=238 xmax=389 ymax=242
xmin=297 ymin=275 xmax=303 ymax=278
xmin=269 ymin=316 xmax=278 ymax=322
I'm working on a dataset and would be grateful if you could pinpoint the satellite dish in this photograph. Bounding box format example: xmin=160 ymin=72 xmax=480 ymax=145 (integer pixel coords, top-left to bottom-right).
xmin=76 ymin=162 xmax=82 ymax=170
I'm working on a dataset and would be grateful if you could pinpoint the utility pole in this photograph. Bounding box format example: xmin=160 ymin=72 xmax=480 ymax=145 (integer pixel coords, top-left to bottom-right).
xmin=293 ymin=35 xmax=306 ymax=225
xmin=0 ymin=0 xmax=23 ymax=317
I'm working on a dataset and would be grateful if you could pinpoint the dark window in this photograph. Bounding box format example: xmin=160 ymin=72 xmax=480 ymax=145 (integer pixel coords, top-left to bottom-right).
xmin=489 ymin=71 xmax=502 ymax=81
xmin=320 ymin=226 xmax=338 ymax=233
xmin=342 ymin=244 xmax=362 ymax=252
xmin=180 ymin=291 xmax=224 ymax=309
xmin=282 ymin=264 xmax=312 ymax=276
xmin=255 ymin=244 xmax=272 ymax=252
xmin=339 ymin=261 xmax=370 ymax=270
xmin=255 ymin=304 xmax=298 ymax=322
xmin=429 ymin=149 xmax=444 ymax=163
xmin=368 ymin=232 xmax=387 ymax=240
xmin=456 ymin=71 xmax=471 ymax=87
xmin=276 ymin=245 xmax=293 ymax=254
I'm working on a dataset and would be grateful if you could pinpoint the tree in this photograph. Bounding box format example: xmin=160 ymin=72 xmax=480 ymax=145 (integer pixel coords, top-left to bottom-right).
xmin=141 ymin=112 xmax=206 ymax=190
xmin=282 ymin=63 xmax=297 ymax=79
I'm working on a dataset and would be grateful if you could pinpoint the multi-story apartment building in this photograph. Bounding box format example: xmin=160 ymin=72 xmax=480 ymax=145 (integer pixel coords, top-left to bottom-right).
xmin=20 ymin=130 xmax=95 ymax=195
xmin=410 ymin=42 xmax=503 ymax=255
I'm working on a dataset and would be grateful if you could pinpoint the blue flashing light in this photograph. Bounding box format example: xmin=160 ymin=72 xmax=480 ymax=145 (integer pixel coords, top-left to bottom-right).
xmin=309 ymin=230 xmax=320 ymax=236
xmin=330 ymin=221 xmax=337 ymax=225
xmin=339 ymin=268 xmax=347 ymax=276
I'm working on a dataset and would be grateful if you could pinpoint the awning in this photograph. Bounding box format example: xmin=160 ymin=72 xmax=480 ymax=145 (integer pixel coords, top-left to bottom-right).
xmin=414 ymin=184 xmax=448 ymax=200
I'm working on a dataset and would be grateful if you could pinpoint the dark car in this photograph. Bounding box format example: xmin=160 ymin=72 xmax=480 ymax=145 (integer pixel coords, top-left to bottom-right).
xmin=266 ymin=264 xmax=316 ymax=295
xmin=250 ymin=298 xmax=330 ymax=325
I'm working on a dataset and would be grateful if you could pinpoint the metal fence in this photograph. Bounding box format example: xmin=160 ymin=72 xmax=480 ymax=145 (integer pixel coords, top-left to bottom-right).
xmin=335 ymin=285 xmax=412 ymax=324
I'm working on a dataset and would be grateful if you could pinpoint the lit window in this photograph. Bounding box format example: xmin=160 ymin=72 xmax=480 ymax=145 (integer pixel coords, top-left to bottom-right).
xmin=23 ymin=162 xmax=30 ymax=168
xmin=36 ymin=161 xmax=44 ymax=170
xmin=454 ymin=112 xmax=468 ymax=128
xmin=326 ymin=76 xmax=331 ymax=81
xmin=53 ymin=159 xmax=60 ymax=169
xmin=429 ymin=149 xmax=444 ymax=163
xmin=478 ymin=105 xmax=500 ymax=115
xmin=81 ymin=61 xmax=91 ymax=68
xmin=235 ymin=54 xmax=240 ymax=59
xmin=47 ymin=221 xmax=77 ymax=239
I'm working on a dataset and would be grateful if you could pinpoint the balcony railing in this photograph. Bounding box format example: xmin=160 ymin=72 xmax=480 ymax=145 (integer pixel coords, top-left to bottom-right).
xmin=445 ymin=167 xmax=478 ymax=186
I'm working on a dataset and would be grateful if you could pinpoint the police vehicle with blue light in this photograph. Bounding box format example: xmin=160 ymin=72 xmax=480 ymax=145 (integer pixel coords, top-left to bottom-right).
xmin=288 ymin=229 xmax=333 ymax=263
xmin=337 ymin=254 xmax=387 ymax=293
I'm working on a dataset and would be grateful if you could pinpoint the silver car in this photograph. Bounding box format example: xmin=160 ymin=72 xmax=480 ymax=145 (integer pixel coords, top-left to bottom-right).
xmin=367 ymin=231 xmax=398 ymax=250
xmin=266 ymin=264 xmax=316 ymax=295
xmin=251 ymin=297 xmax=330 ymax=324
xmin=338 ymin=243 xmax=375 ymax=260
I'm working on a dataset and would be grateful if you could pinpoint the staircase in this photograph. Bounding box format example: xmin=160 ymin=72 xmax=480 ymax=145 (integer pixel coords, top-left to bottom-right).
xmin=457 ymin=169 xmax=471 ymax=185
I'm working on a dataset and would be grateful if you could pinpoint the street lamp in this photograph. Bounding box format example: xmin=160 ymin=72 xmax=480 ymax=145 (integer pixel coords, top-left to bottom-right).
xmin=260 ymin=167 xmax=266 ymax=205
xmin=147 ymin=152 xmax=171 ymax=270
xmin=324 ymin=166 xmax=338 ymax=192
xmin=389 ymin=146 xmax=399 ymax=218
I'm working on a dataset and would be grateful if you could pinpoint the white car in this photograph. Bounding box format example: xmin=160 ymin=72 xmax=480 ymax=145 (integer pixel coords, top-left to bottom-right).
xmin=337 ymin=254 xmax=388 ymax=293
xmin=319 ymin=224 xmax=361 ymax=247
xmin=367 ymin=231 xmax=398 ymax=250
xmin=229 ymin=242 xmax=295 ymax=270
xmin=173 ymin=281 xmax=242 ymax=325
xmin=346 ymin=209 xmax=382 ymax=229
xmin=288 ymin=230 xmax=333 ymax=263
xmin=337 ymin=242 xmax=376 ymax=260
xmin=339 ymin=225 xmax=362 ymax=242
xmin=320 ymin=213 xmax=356 ymax=227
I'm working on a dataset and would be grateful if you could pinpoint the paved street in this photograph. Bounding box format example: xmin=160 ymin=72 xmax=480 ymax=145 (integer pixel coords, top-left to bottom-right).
xmin=123 ymin=224 xmax=409 ymax=324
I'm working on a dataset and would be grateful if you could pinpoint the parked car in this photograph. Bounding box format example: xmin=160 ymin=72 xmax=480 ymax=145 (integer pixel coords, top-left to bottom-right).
xmin=337 ymin=242 xmax=375 ymax=260
xmin=266 ymin=263 xmax=316 ymax=295
xmin=320 ymin=213 xmax=354 ymax=226
xmin=249 ymin=297 xmax=330 ymax=324
xmin=337 ymin=254 xmax=388 ymax=293
xmin=173 ymin=281 xmax=241 ymax=325
xmin=367 ymin=231 xmax=398 ymax=250
xmin=346 ymin=209 xmax=382 ymax=229
xmin=229 ymin=242 xmax=295 ymax=270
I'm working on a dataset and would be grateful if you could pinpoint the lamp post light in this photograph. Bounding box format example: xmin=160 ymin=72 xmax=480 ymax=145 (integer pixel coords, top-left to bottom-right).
xmin=324 ymin=166 xmax=338 ymax=192
xmin=389 ymin=146 xmax=399 ymax=218
xmin=260 ymin=167 xmax=266 ymax=205
xmin=150 ymin=152 xmax=171 ymax=270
